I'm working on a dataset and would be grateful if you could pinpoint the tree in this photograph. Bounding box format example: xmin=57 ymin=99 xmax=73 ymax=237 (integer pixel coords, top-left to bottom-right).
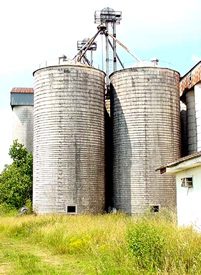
xmin=0 ymin=140 xmax=33 ymax=209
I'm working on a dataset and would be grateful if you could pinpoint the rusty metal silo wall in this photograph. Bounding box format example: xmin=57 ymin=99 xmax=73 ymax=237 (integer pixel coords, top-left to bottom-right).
xmin=33 ymin=65 xmax=105 ymax=214
xmin=110 ymin=67 xmax=180 ymax=214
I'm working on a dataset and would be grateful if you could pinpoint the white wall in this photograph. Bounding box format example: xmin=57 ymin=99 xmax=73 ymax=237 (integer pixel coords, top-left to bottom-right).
xmin=176 ymin=166 xmax=201 ymax=231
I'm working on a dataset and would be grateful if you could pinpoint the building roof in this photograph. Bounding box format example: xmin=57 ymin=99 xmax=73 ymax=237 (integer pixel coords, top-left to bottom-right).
xmin=11 ymin=87 xmax=34 ymax=94
xmin=157 ymin=151 xmax=201 ymax=174
xmin=180 ymin=60 xmax=201 ymax=97
xmin=10 ymin=88 xmax=34 ymax=107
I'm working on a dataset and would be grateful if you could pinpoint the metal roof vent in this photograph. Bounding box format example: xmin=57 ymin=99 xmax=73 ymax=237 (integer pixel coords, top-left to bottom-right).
xmin=58 ymin=55 xmax=67 ymax=64
xmin=151 ymin=58 xmax=159 ymax=66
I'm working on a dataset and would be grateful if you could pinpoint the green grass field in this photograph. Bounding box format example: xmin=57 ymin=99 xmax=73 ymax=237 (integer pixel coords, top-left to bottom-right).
xmin=0 ymin=211 xmax=201 ymax=274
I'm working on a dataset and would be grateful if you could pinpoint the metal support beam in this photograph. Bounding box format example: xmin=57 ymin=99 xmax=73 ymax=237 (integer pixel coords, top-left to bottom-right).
xmin=74 ymin=28 xmax=101 ymax=62
xmin=105 ymin=23 xmax=110 ymax=86
xmin=108 ymin=38 xmax=124 ymax=69
xmin=113 ymin=22 xmax=117 ymax=71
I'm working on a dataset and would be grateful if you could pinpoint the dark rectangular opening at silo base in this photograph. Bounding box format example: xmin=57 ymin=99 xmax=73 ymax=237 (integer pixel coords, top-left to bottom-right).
xmin=150 ymin=205 xmax=160 ymax=213
xmin=67 ymin=206 xmax=77 ymax=214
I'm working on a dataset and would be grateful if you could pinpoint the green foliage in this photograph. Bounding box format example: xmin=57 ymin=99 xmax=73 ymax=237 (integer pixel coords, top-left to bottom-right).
xmin=127 ymin=220 xmax=167 ymax=271
xmin=127 ymin=217 xmax=201 ymax=273
xmin=0 ymin=140 xmax=33 ymax=209
xmin=0 ymin=203 xmax=17 ymax=216
xmin=9 ymin=140 xmax=33 ymax=179
xmin=25 ymin=198 xmax=33 ymax=214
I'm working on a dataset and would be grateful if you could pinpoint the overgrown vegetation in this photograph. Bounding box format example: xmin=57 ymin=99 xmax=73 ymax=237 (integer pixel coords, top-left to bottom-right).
xmin=0 ymin=140 xmax=32 ymax=209
xmin=0 ymin=212 xmax=201 ymax=274
xmin=0 ymin=142 xmax=201 ymax=273
xmin=128 ymin=217 xmax=201 ymax=273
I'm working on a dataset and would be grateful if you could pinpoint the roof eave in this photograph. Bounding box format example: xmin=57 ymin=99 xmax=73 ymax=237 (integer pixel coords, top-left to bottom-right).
xmin=164 ymin=158 xmax=201 ymax=175
xmin=180 ymin=60 xmax=201 ymax=81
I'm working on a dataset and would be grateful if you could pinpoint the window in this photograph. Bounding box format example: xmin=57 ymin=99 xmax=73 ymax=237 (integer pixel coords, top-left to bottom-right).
xmin=181 ymin=177 xmax=193 ymax=188
xmin=66 ymin=205 xmax=77 ymax=214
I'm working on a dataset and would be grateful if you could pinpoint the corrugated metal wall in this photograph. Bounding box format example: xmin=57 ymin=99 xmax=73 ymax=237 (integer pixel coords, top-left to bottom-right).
xmin=194 ymin=84 xmax=201 ymax=152
xmin=11 ymin=93 xmax=33 ymax=106
xmin=180 ymin=101 xmax=188 ymax=157
xmin=110 ymin=67 xmax=181 ymax=214
xmin=12 ymin=106 xmax=33 ymax=152
xmin=33 ymin=64 xmax=105 ymax=214
xmin=186 ymin=90 xmax=197 ymax=154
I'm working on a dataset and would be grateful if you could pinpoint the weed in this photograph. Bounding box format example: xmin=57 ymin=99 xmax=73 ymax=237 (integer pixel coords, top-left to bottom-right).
xmin=0 ymin=212 xmax=201 ymax=274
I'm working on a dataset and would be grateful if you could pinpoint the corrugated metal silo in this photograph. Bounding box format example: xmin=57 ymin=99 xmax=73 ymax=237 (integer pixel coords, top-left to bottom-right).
xmin=110 ymin=67 xmax=180 ymax=214
xmin=186 ymin=90 xmax=197 ymax=154
xmin=33 ymin=64 xmax=105 ymax=214
xmin=180 ymin=61 xmax=201 ymax=155
xmin=185 ymin=84 xmax=201 ymax=154
xmin=194 ymin=83 xmax=201 ymax=152
xmin=10 ymin=88 xmax=34 ymax=152
xmin=180 ymin=101 xmax=188 ymax=157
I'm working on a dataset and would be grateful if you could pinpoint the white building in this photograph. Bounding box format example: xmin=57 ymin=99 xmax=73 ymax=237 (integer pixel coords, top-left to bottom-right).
xmin=158 ymin=152 xmax=201 ymax=231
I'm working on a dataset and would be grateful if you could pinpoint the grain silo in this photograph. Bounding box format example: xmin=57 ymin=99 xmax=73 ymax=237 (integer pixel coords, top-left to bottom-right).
xmin=180 ymin=101 xmax=188 ymax=157
xmin=110 ymin=66 xmax=180 ymax=214
xmin=10 ymin=88 xmax=34 ymax=152
xmin=33 ymin=63 xmax=105 ymax=214
xmin=180 ymin=61 xmax=201 ymax=155
xmin=185 ymin=90 xmax=197 ymax=154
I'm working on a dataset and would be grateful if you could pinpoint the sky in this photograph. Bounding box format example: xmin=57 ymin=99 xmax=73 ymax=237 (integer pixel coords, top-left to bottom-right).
xmin=0 ymin=0 xmax=201 ymax=171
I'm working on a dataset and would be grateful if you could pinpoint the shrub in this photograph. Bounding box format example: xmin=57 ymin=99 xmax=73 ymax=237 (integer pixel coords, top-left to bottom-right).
xmin=0 ymin=203 xmax=17 ymax=216
xmin=127 ymin=217 xmax=201 ymax=273
xmin=127 ymin=220 xmax=167 ymax=271
xmin=0 ymin=141 xmax=32 ymax=209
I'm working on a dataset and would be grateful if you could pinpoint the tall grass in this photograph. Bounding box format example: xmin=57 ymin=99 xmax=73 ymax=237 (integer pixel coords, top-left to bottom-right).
xmin=0 ymin=211 xmax=201 ymax=274
xmin=128 ymin=218 xmax=201 ymax=274
xmin=0 ymin=203 xmax=18 ymax=216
